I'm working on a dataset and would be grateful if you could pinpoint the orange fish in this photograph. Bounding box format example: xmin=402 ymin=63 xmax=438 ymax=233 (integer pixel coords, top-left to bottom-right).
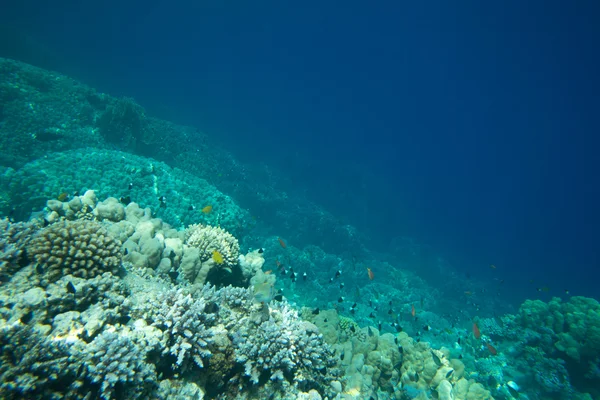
xmin=490 ymin=264 xmax=497 ymax=269
xmin=486 ymin=343 xmax=497 ymax=355
xmin=202 ymin=205 xmax=213 ymax=214
xmin=411 ymin=304 xmax=416 ymax=318
xmin=473 ymin=322 xmax=481 ymax=339
xmin=367 ymin=268 xmax=374 ymax=280
xmin=265 ymin=270 xmax=272 ymax=275
xmin=464 ymin=291 xmax=473 ymax=296
xmin=278 ymin=237 xmax=287 ymax=249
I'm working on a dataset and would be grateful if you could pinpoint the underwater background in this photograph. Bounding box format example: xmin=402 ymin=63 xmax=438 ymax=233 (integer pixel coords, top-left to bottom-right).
xmin=1 ymin=1 xmax=600 ymax=399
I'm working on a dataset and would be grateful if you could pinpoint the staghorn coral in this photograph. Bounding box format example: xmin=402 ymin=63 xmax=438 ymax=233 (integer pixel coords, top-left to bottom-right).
xmin=28 ymin=219 xmax=122 ymax=283
xmin=84 ymin=327 xmax=156 ymax=399
xmin=233 ymin=301 xmax=336 ymax=387
xmin=130 ymin=286 xmax=216 ymax=370
xmin=0 ymin=321 xmax=83 ymax=398
xmin=0 ymin=217 xmax=39 ymax=277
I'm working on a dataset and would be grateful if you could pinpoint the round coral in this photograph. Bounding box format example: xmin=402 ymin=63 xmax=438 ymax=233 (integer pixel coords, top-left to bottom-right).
xmin=29 ymin=219 xmax=122 ymax=282
xmin=184 ymin=224 xmax=239 ymax=268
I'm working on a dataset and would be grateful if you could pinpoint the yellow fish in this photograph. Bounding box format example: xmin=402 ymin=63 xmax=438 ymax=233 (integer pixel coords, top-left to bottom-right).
xmin=202 ymin=205 xmax=213 ymax=214
xmin=212 ymin=250 xmax=224 ymax=264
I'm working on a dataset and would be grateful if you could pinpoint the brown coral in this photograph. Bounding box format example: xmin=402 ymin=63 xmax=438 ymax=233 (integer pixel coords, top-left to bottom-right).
xmin=28 ymin=219 xmax=122 ymax=282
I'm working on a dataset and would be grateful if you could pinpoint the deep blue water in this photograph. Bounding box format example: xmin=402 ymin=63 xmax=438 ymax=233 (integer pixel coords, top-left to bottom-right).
xmin=2 ymin=0 xmax=599 ymax=302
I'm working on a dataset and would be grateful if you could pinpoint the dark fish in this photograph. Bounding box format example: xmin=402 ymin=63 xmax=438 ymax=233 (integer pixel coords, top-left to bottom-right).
xmin=123 ymin=248 xmax=129 ymax=255
xmin=324 ymin=318 xmax=328 ymax=323
xmin=128 ymin=182 xmax=134 ymax=190
xmin=290 ymin=272 xmax=297 ymax=282
xmin=160 ymin=202 xmax=167 ymax=208
xmin=20 ymin=310 xmax=34 ymax=324
xmin=339 ymin=282 xmax=345 ymax=289
xmin=340 ymin=351 xmax=345 ymax=360
xmin=281 ymin=268 xmax=287 ymax=276
xmin=457 ymin=337 xmax=461 ymax=345
xmin=388 ymin=309 xmax=393 ymax=315
xmin=393 ymin=323 xmax=403 ymax=332
xmin=415 ymin=372 xmax=419 ymax=381
xmin=335 ymin=270 xmax=342 ymax=278
xmin=369 ymin=300 xmax=373 ymax=307
xmin=303 ymin=272 xmax=307 ymax=280
xmin=17 ymin=249 xmax=29 ymax=268
xmin=398 ymin=345 xmax=404 ymax=354
xmin=423 ymin=325 xmax=431 ymax=331
xmin=431 ymin=351 xmax=442 ymax=366
xmin=394 ymin=337 xmax=398 ymax=345
xmin=273 ymin=294 xmax=283 ymax=302
xmin=329 ymin=278 xmax=334 ymax=284
xmin=119 ymin=196 xmax=131 ymax=205
xmin=350 ymin=325 xmax=356 ymax=333
xmin=351 ymin=302 xmax=357 ymax=309
xmin=258 ymin=248 xmax=264 ymax=254
xmin=378 ymin=321 xmax=382 ymax=331
xmin=158 ymin=196 xmax=167 ymax=202
xmin=73 ymin=191 xmax=80 ymax=196
xmin=188 ymin=205 xmax=195 ymax=211
xmin=66 ymin=281 xmax=76 ymax=294
xmin=205 ymin=302 xmax=219 ymax=314
xmin=312 ymin=308 xmax=320 ymax=315
xmin=350 ymin=308 xmax=356 ymax=314
xmin=369 ymin=312 xmax=375 ymax=319
xmin=368 ymin=327 xmax=373 ymax=337
xmin=459 ymin=354 xmax=463 ymax=359
xmin=446 ymin=369 xmax=454 ymax=378
xmin=338 ymin=297 xmax=344 ymax=303
xmin=388 ymin=300 xmax=393 ymax=306
xmin=35 ymin=131 xmax=63 ymax=142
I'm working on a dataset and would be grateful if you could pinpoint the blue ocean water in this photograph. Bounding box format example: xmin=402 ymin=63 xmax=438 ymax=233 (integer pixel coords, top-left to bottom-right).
xmin=3 ymin=1 xmax=597 ymax=302
xmin=1 ymin=1 xmax=600 ymax=398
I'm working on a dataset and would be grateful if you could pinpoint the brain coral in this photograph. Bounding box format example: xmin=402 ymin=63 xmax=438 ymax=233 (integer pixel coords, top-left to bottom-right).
xmin=185 ymin=224 xmax=239 ymax=268
xmin=29 ymin=219 xmax=122 ymax=282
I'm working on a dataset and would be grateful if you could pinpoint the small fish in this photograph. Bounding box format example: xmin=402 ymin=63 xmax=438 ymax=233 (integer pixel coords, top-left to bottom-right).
xmin=258 ymin=248 xmax=264 ymax=254
xmin=66 ymin=281 xmax=76 ymax=294
xmin=473 ymin=322 xmax=481 ymax=339
xmin=340 ymin=350 xmax=345 ymax=360
xmin=20 ymin=311 xmax=34 ymax=324
xmin=388 ymin=309 xmax=393 ymax=315
xmin=369 ymin=312 xmax=375 ymax=319
xmin=128 ymin=182 xmax=133 ymax=190
xmin=264 ymin=270 xmax=272 ymax=274
xmin=423 ymin=324 xmax=431 ymax=331
xmin=329 ymin=277 xmax=334 ymax=284
xmin=431 ymin=351 xmax=442 ymax=366
xmin=35 ymin=264 xmax=44 ymax=274
xmin=378 ymin=321 xmax=382 ymax=331
xmin=367 ymin=327 xmax=373 ymax=336
xmin=339 ymin=282 xmax=345 ymax=289
xmin=158 ymin=196 xmax=167 ymax=202
xmin=411 ymin=304 xmax=416 ymax=318
xmin=57 ymin=192 xmax=69 ymax=201
xmin=393 ymin=323 xmax=403 ymax=332
xmin=367 ymin=267 xmax=374 ymax=280
xmin=335 ymin=270 xmax=342 ymax=278
xmin=277 ymin=237 xmax=287 ymax=248
xmin=119 ymin=196 xmax=131 ymax=205
xmin=188 ymin=205 xmax=195 ymax=211
xmin=302 ymin=272 xmax=307 ymax=280
xmin=273 ymin=293 xmax=283 ymax=302
xmin=490 ymin=264 xmax=497 ymax=269
xmin=290 ymin=271 xmax=297 ymax=282
xmin=464 ymin=291 xmax=473 ymax=296
xmin=312 ymin=308 xmax=320 ymax=315
xmin=350 ymin=325 xmax=356 ymax=333
xmin=280 ymin=268 xmax=288 ymax=276
xmin=457 ymin=337 xmax=461 ymax=345
xmin=414 ymin=372 xmax=420 ymax=382
xmin=445 ymin=369 xmax=454 ymax=378
xmin=202 ymin=205 xmax=213 ymax=214
xmin=159 ymin=201 xmax=167 ymax=208
xmin=565 ymin=289 xmax=570 ymax=295
xmin=324 ymin=318 xmax=328 ymax=323
xmin=537 ymin=286 xmax=550 ymax=292
xmin=338 ymin=297 xmax=344 ymax=303
xmin=486 ymin=342 xmax=498 ymax=355
xmin=351 ymin=302 xmax=357 ymax=309
xmin=212 ymin=250 xmax=224 ymax=264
